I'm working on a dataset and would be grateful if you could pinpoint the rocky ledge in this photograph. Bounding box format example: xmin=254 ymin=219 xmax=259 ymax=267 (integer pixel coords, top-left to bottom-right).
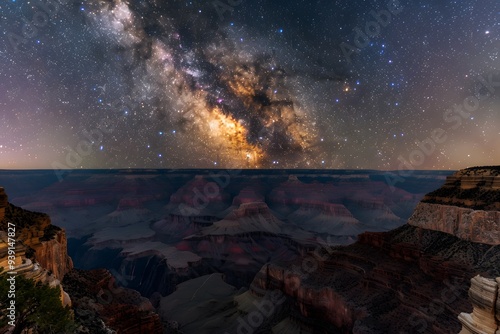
xmin=409 ymin=166 xmax=500 ymax=245
xmin=408 ymin=203 xmax=500 ymax=245
xmin=0 ymin=187 xmax=74 ymax=333
xmin=458 ymin=275 xmax=500 ymax=334
xmin=0 ymin=187 xmax=73 ymax=279
xmin=0 ymin=187 xmax=164 ymax=333
xmin=63 ymin=268 xmax=163 ymax=334
xmin=421 ymin=166 xmax=500 ymax=210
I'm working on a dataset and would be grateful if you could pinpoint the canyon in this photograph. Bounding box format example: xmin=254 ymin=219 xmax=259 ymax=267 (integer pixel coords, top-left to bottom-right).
xmin=238 ymin=166 xmax=500 ymax=333
xmin=0 ymin=186 xmax=163 ymax=333
xmin=0 ymin=167 xmax=498 ymax=333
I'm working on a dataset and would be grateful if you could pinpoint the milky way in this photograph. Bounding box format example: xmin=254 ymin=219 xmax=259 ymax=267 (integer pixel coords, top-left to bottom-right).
xmin=85 ymin=0 xmax=321 ymax=168
xmin=0 ymin=0 xmax=499 ymax=169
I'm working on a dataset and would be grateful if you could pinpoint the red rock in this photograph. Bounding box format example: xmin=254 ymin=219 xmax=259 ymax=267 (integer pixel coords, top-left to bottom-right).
xmin=63 ymin=269 xmax=163 ymax=334
xmin=31 ymin=228 xmax=74 ymax=280
xmin=175 ymin=240 xmax=192 ymax=251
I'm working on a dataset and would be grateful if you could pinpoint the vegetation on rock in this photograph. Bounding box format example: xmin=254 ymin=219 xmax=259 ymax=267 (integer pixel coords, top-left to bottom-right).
xmin=0 ymin=272 xmax=76 ymax=334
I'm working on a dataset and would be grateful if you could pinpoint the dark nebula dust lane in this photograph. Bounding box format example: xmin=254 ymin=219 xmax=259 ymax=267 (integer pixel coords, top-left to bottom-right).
xmin=0 ymin=0 xmax=499 ymax=169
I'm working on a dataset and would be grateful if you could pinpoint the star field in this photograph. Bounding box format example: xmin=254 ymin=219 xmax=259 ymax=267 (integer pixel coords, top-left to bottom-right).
xmin=0 ymin=0 xmax=499 ymax=169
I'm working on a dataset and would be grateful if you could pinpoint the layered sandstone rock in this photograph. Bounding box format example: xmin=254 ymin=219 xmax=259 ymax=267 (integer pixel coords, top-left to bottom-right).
xmin=31 ymin=228 xmax=74 ymax=280
xmin=1 ymin=185 xmax=163 ymax=333
xmin=0 ymin=231 xmax=73 ymax=309
xmin=408 ymin=167 xmax=500 ymax=245
xmin=2 ymin=201 xmax=73 ymax=279
xmin=232 ymin=186 xmax=266 ymax=206
xmin=0 ymin=188 xmax=74 ymax=312
xmin=445 ymin=167 xmax=500 ymax=190
xmin=421 ymin=167 xmax=500 ymax=210
xmin=167 ymin=175 xmax=230 ymax=215
xmin=247 ymin=225 xmax=481 ymax=333
xmin=268 ymin=174 xmax=413 ymax=234
xmin=458 ymin=275 xmax=500 ymax=334
xmin=197 ymin=202 xmax=284 ymax=235
xmin=408 ymin=203 xmax=500 ymax=245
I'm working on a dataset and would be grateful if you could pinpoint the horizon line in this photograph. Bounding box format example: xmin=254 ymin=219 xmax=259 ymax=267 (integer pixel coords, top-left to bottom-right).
xmin=0 ymin=167 xmax=459 ymax=172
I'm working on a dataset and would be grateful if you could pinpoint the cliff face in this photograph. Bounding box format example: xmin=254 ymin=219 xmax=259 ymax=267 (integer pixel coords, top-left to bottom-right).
xmin=31 ymin=229 xmax=74 ymax=280
xmin=408 ymin=203 xmax=500 ymax=245
xmin=421 ymin=167 xmax=500 ymax=210
xmin=2 ymin=201 xmax=73 ymax=279
xmin=1 ymin=187 xmax=164 ymax=333
xmin=459 ymin=275 xmax=500 ymax=334
xmin=408 ymin=168 xmax=500 ymax=245
xmin=266 ymin=175 xmax=419 ymax=233
xmin=0 ymin=188 xmax=75 ymax=329
xmin=241 ymin=167 xmax=500 ymax=333
xmin=250 ymin=262 xmax=356 ymax=331
xmin=248 ymin=224 xmax=483 ymax=333
xmin=63 ymin=269 xmax=163 ymax=334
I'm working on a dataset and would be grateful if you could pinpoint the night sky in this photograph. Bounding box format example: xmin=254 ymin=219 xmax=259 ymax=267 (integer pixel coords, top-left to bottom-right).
xmin=0 ymin=0 xmax=499 ymax=169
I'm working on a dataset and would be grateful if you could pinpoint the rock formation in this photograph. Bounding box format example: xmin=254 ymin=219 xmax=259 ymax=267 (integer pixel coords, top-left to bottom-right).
xmin=0 ymin=187 xmax=164 ymax=334
xmin=63 ymin=268 xmax=163 ymax=334
xmin=268 ymin=174 xmax=416 ymax=234
xmin=424 ymin=167 xmax=500 ymax=210
xmin=231 ymin=186 xmax=266 ymax=206
xmin=409 ymin=203 xmax=500 ymax=245
xmin=458 ymin=275 xmax=500 ymax=334
xmin=0 ymin=186 xmax=74 ymax=329
xmin=0 ymin=169 xmax=451 ymax=332
xmin=157 ymin=273 xmax=240 ymax=333
xmin=166 ymin=175 xmax=231 ymax=216
xmin=287 ymin=202 xmax=364 ymax=235
xmin=408 ymin=167 xmax=500 ymax=245
xmin=2 ymin=199 xmax=73 ymax=280
xmin=195 ymin=202 xmax=285 ymax=235
xmin=231 ymin=166 xmax=500 ymax=333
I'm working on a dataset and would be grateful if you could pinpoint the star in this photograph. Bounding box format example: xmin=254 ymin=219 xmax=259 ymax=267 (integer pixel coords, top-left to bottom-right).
xmin=0 ymin=0 xmax=497 ymax=170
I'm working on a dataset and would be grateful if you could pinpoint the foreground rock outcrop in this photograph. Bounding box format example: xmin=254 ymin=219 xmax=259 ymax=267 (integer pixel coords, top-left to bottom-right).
xmin=409 ymin=167 xmax=500 ymax=245
xmin=0 ymin=187 xmax=163 ymax=334
xmin=0 ymin=187 xmax=74 ymax=333
xmin=458 ymin=275 xmax=500 ymax=334
xmin=423 ymin=167 xmax=500 ymax=210
xmin=63 ymin=269 xmax=163 ymax=334
xmin=1 ymin=190 xmax=73 ymax=279
xmin=0 ymin=186 xmax=73 ymax=281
